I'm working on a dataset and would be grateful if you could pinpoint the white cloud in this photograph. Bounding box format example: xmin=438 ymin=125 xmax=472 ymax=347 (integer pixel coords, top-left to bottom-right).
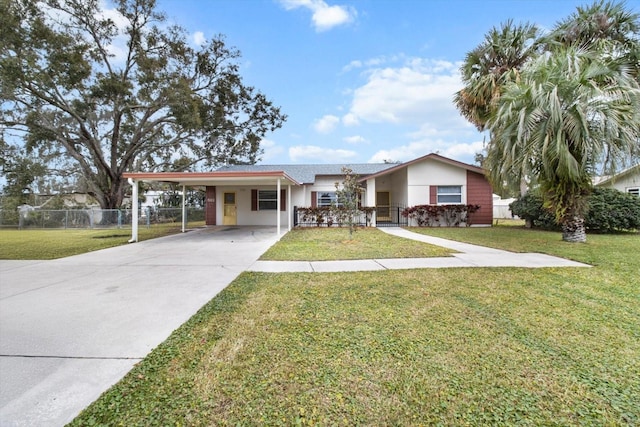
xmin=313 ymin=114 xmax=340 ymax=134
xmin=369 ymin=141 xmax=435 ymax=164
xmin=258 ymin=139 xmax=284 ymax=163
xmin=341 ymin=60 xmax=362 ymax=73
xmin=193 ymin=31 xmax=206 ymax=46
xmin=279 ymin=0 xmax=356 ymax=32
xmin=341 ymin=54 xmax=403 ymax=73
xmin=347 ymin=59 xmax=463 ymax=126
xmin=368 ymin=139 xmax=484 ymax=164
xmin=289 ymin=145 xmax=357 ymax=162
xmin=342 ymin=113 xmax=359 ymax=126
xmin=343 ymin=135 xmax=367 ymax=144
xmin=441 ymin=140 xmax=485 ymax=159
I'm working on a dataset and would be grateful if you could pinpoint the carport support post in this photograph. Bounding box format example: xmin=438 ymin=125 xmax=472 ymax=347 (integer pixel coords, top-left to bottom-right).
xmin=366 ymin=178 xmax=376 ymax=227
xmin=277 ymin=178 xmax=281 ymax=235
xmin=181 ymin=185 xmax=186 ymax=233
xmin=128 ymin=178 xmax=138 ymax=242
xmin=287 ymin=183 xmax=292 ymax=231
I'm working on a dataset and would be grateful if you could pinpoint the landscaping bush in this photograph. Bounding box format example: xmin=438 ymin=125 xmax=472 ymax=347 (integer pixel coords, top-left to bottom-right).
xmin=510 ymin=188 xmax=640 ymax=232
xmin=295 ymin=206 xmax=376 ymax=227
xmin=586 ymin=188 xmax=640 ymax=232
xmin=401 ymin=204 xmax=480 ymax=227
xmin=509 ymin=192 xmax=557 ymax=229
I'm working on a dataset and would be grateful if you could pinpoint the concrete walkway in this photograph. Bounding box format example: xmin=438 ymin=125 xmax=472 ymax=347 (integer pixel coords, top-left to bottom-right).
xmin=248 ymin=227 xmax=591 ymax=272
xmin=0 ymin=226 xmax=281 ymax=427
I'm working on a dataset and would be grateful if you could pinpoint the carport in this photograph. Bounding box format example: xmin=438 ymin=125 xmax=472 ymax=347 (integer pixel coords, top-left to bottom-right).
xmin=123 ymin=170 xmax=301 ymax=242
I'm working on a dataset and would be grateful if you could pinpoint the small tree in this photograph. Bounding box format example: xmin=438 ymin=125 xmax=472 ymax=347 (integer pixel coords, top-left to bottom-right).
xmin=333 ymin=167 xmax=363 ymax=238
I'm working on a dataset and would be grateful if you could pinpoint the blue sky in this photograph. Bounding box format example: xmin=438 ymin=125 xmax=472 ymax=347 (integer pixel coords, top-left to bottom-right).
xmin=157 ymin=0 xmax=637 ymax=166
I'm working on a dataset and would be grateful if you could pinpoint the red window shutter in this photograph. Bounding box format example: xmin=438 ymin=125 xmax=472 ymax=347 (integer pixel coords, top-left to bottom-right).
xmin=280 ymin=189 xmax=286 ymax=211
xmin=311 ymin=191 xmax=317 ymax=208
xmin=251 ymin=189 xmax=258 ymax=211
xmin=430 ymin=186 xmax=437 ymax=204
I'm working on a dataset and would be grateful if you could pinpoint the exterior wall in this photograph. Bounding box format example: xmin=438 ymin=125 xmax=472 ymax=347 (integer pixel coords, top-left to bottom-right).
xmin=213 ymin=185 xmax=302 ymax=226
xmin=466 ymin=170 xmax=493 ymax=225
xmin=309 ymin=175 xmax=342 ymax=208
xmin=406 ymin=159 xmax=467 ymax=206
xmin=387 ymin=169 xmax=407 ymax=206
xmin=372 ymin=169 xmax=407 ymax=225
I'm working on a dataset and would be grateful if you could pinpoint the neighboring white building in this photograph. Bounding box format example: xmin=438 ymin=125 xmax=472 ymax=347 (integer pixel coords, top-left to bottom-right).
xmin=493 ymin=194 xmax=517 ymax=219
xmin=595 ymin=165 xmax=640 ymax=196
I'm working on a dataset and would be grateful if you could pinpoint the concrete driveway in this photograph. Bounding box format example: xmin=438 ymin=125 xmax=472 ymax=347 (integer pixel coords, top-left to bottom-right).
xmin=0 ymin=226 xmax=281 ymax=427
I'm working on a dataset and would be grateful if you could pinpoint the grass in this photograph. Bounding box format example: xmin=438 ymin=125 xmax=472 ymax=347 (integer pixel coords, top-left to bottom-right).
xmin=407 ymin=225 xmax=638 ymax=267
xmin=260 ymin=227 xmax=452 ymax=260
xmin=69 ymin=225 xmax=640 ymax=426
xmin=0 ymin=222 xmax=203 ymax=260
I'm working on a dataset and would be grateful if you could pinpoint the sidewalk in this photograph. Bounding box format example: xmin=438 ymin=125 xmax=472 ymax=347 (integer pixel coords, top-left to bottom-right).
xmin=247 ymin=227 xmax=591 ymax=272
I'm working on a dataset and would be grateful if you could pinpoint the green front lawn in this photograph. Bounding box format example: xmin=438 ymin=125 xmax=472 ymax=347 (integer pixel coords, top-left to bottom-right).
xmin=0 ymin=223 xmax=202 ymax=260
xmin=70 ymin=225 xmax=640 ymax=426
xmin=260 ymin=227 xmax=453 ymax=260
xmin=408 ymin=225 xmax=638 ymax=267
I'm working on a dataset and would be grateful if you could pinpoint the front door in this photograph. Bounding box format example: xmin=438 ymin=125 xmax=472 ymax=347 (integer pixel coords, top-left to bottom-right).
xmin=223 ymin=192 xmax=237 ymax=225
xmin=376 ymin=191 xmax=391 ymax=222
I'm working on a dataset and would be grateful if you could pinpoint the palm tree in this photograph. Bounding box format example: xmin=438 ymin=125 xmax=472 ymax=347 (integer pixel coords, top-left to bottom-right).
xmin=545 ymin=0 xmax=640 ymax=82
xmin=454 ymin=20 xmax=540 ymax=131
xmin=485 ymin=47 xmax=640 ymax=242
xmin=455 ymin=1 xmax=640 ymax=242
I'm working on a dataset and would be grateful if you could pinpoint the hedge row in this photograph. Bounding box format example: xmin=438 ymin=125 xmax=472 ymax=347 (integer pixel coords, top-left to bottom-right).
xmin=401 ymin=204 xmax=480 ymax=227
xmin=509 ymin=188 xmax=640 ymax=232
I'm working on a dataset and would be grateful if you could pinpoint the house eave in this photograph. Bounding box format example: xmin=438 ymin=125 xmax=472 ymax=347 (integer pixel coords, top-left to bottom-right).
xmin=122 ymin=171 xmax=301 ymax=187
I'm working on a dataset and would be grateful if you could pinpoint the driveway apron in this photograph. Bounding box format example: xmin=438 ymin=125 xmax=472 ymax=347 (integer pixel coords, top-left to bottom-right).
xmin=0 ymin=226 xmax=281 ymax=427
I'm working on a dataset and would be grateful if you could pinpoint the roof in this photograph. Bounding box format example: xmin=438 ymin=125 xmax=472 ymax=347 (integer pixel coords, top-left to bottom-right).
xmin=216 ymin=163 xmax=397 ymax=184
xmin=594 ymin=164 xmax=640 ymax=187
xmin=358 ymin=153 xmax=485 ymax=181
xmin=123 ymin=153 xmax=485 ymax=186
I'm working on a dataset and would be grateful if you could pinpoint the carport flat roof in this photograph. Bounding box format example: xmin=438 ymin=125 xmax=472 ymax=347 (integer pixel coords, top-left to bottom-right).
xmin=123 ymin=171 xmax=301 ymax=186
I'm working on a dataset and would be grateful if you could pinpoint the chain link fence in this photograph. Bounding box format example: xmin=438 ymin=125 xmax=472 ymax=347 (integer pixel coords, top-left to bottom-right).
xmin=0 ymin=207 xmax=205 ymax=229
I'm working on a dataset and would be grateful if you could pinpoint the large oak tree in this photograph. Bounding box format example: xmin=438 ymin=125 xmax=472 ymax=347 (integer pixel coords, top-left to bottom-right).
xmin=0 ymin=0 xmax=286 ymax=209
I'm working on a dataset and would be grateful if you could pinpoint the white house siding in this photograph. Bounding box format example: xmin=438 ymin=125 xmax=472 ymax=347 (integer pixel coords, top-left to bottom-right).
xmin=215 ymin=185 xmax=297 ymax=227
xmin=373 ymin=168 xmax=407 ymax=206
xmin=406 ymin=159 xmax=467 ymax=206
xmin=306 ymin=175 xmax=343 ymax=205
xmin=391 ymin=169 xmax=408 ymax=206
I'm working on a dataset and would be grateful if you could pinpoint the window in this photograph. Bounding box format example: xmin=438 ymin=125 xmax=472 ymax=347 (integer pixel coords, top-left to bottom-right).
xmin=437 ymin=186 xmax=462 ymax=204
xmin=258 ymin=190 xmax=277 ymax=210
xmin=628 ymin=188 xmax=639 ymax=197
xmin=317 ymin=192 xmax=338 ymax=207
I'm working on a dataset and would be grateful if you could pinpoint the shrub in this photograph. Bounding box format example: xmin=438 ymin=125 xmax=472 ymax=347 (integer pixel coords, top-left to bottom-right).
xmin=510 ymin=188 xmax=640 ymax=232
xmin=296 ymin=206 xmax=376 ymax=227
xmin=585 ymin=188 xmax=640 ymax=232
xmin=401 ymin=204 xmax=480 ymax=227
xmin=509 ymin=193 xmax=557 ymax=229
